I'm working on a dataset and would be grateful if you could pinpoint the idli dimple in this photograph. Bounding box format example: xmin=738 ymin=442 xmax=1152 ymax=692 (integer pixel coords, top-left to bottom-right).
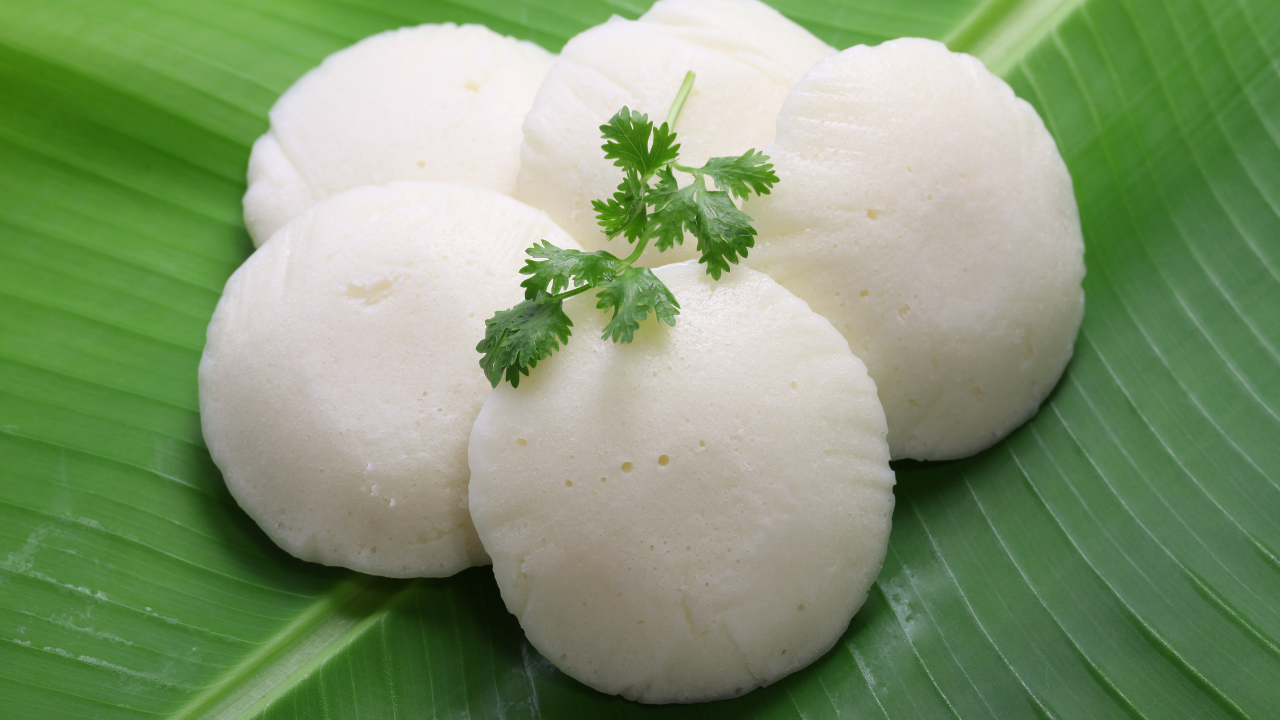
xmin=515 ymin=0 xmax=835 ymax=265
xmin=468 ymin=262 xmax=895 ymax=703
xmin=243 ymin=24 xmax=555 ymax=246
xmin=745 ymin=37 xmax=1086 ymax=461
xmin=200 ymin=182 xmax=582 ymax=577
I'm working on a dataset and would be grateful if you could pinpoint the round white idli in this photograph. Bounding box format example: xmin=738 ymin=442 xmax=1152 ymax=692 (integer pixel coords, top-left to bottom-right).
xmin=243 ymin=24 xmax=555 ymax=246
xmin=745 ymin=38 xmax=1086 ymax=461
xmin=200 ymin=182 xmax=581 ymax=577
xmin=515 ymin=0 xmax=835 ymax=265
xmin=468 ymin=262 xmax=895 ymax=703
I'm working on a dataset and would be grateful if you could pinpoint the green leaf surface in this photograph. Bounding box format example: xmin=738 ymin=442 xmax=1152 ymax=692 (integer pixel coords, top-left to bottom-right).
xmin=699 ymin=150 xmax=778 ymax=199
xmin=592 ymin=169 xmax=651 ymax=242
xmin=477 ymin=296 xmax=573 ymax=389
xmin=596 ymin=265 xmax=681 ymax=343
xmin=599 ymin=107 xmax=681 ymax=181
xmin=2 ymin=0 xmax=1278 ymax=716
xmin=520 ymin=241 xmax=626 ymax=299
xmin=648 ymin=165 xmax=759 ymax=278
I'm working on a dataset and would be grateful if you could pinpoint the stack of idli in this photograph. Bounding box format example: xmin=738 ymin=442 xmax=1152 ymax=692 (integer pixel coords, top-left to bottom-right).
xmin=199 ymin=0 xmax=1084 ymax=705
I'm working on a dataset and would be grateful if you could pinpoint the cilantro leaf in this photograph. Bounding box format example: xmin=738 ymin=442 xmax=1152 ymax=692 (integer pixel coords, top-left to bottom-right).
xmin=701 ymin=150 xmax=779 ymax=199
xmin=599 ymin=107 xmax=680 ymax=178
xmin=689 ymin=186 xmax=757 ymax=280
xmin=479 ymin=76 xmax=780 ymax=387
xmin=648 ymin=122 xmax=680 ymax=175
xmin=645 ymin=166 xmax=692 ymax=252
xmin=476 ymin=297 xmax=573 ymax=388
xmin=520 ymin=241 xmax=626 ymax=299
xmin=595 ymin=266 xmax=681 ymax=343
xmin=647 ymin=169 xmax=757 ymax=279
xmin=590 ymin=170 xmax=648 ymax=241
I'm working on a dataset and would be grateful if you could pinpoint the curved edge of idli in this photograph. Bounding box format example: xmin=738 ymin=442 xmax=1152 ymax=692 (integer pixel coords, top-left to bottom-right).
xmin=879 ymin=39 xmax=1085 ymax=461
xmin=243 ymin=131 xmax=318 ymax=247
xmin=641 ymin=0 xmax=835 ymax=74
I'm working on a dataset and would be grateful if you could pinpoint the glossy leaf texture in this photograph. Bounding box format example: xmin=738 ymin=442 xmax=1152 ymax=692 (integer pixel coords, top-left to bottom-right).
xmin=1 ymin=0 xmax=1278 ymax=717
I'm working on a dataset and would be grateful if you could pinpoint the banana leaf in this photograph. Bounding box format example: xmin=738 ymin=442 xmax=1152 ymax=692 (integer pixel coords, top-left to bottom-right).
xmin=1 ymin=0 xmax=1278 ymax=717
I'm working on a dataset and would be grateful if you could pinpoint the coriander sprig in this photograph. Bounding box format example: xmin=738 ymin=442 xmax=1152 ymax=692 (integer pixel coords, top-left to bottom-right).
xmin=477 ymin=72 xmax=779 ymax=388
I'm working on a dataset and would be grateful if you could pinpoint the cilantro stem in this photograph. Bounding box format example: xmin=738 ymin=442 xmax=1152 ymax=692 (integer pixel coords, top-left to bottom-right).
xmin=665 ymin=71 xmax=696 ymax=130
xmin=540 ymin=284 xmax=595 ymax=303
xmin=623 ymin=237 xmax=651 ymax=265
xmin=615 ymin=72 xmax=696 ymax=266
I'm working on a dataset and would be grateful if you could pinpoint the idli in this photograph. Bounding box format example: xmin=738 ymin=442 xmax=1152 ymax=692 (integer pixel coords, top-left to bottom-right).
xmin=243 ymin=24 xmax=555 ymax=246
xmin=200 ymin=182 xmax=581 ymax=577
xmin=468 ymin=262 xmax=895 ymax=703
xmin=516 ymin=0 xmax=835 ymax=265
xmin=745 ymin=38 xmax=1086 ymax=461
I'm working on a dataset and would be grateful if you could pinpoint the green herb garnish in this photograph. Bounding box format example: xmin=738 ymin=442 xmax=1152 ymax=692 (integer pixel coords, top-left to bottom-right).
xmin=478 ymin=72 xmax=778 ymax=388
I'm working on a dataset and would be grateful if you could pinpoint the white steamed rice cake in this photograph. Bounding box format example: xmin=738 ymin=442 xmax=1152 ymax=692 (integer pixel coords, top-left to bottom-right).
xmin=201 ymin=182 xmax=581 ymax=577
xmin=468 ymin=262 xmax=896 ymax=703
xmin=746 ymin=38 xmax=1086 ymax=461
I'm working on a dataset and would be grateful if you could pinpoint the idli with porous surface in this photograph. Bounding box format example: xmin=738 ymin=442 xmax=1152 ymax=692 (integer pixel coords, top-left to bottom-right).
xmin=468 ymin=262 xmax=895 ymax=703
xmin=745 ymin=38 xmax=1086 ymax=461
xmin=200 ymin=182 xmax=581 ymax=577
xmin=515 ymin=0 xmax=835 ymax=265
xmin=243 ymin=24 xmax=555 ymax=246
